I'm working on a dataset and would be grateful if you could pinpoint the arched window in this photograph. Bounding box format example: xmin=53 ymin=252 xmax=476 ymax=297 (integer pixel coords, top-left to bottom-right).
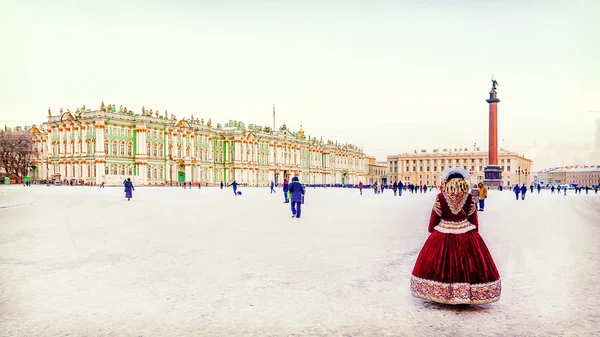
xmin=112 ymin=141 xmax=118 ymax=156
xmin=120 ymin=165 xmax=126 ymax=176
xmin=105 ymin=165 xmax=109 ymax=175
xmin=147 ymin=143 xmax=151 ymax=156
xmin=112 ymin=164 xmax=118 ymax=175
xmin=159 ymin=166 xmax=164 ymax=180
xmin=153 ymin=167 xmax=158 ymax=179
xmin=159 ymin=144 xmax=164 ymax=158
xmin=168 ymin=146 xmax=173 ymax=157
xmin=127 ymin=142 xmax=133 ymax=156
xmin=104 ymin=140 xmax=109 ymax=154
xmin=128 ymin=165 xmax=133 ymax=176
xmin=120 ymin=141 xmax=125 ymax=156
xmin=177 ymin=147 xmax=182 ymax=158
xmin=147 ymin=166 xmax=152 ymax=178
xmin=153 ymin=144 xmax=158 ymax=158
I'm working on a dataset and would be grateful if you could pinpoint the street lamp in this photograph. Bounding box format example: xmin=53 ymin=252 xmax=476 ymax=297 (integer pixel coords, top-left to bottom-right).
xmin=46 ymin=159 xmax=49 ymax=186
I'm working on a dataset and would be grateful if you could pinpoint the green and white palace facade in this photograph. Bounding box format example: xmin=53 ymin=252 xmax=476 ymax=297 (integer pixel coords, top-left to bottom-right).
xmin=28 ymin=102 xmax=368 ymax=186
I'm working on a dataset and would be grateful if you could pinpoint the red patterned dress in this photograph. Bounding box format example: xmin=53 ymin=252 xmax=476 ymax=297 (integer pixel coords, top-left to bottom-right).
xmin=410 ymin=191 xmax=501 ymax=304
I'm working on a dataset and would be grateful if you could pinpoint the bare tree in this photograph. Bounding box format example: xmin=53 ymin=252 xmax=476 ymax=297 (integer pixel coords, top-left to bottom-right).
xmin=0 ymin=131 xmax=35 ymax=177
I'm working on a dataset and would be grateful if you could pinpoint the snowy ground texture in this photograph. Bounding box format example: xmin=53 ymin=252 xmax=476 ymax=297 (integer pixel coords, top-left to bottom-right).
xmin=1 ymin=185 xmax=599 ymax=337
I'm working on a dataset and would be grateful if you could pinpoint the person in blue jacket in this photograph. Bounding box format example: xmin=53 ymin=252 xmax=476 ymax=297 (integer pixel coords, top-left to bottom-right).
xmin=270 ymin=181 xmax=276 ymax=194
xmin=283 ymin=178 xmax=290 ymax=203
xmin=124 ymin=178 xmax=134 ymax=201
xmin=398 ymin=181 xmax=403 ymax=196
xmin=520 ymin=184 xmax=527 ymax=200
xmin=513 ymin=184 xmax=520 ymax=200
xmin=288 ymin=176 xmax=305 ymax=218
xmin=220 ymin=181 xmax=224 ymax=190
xmin=228 ymin=180 xmax=239 ymax=196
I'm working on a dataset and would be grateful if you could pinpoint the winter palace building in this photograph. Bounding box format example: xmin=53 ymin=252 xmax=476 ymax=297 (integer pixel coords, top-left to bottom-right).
xmin=24 ymin=102 xmax=369 ymax=186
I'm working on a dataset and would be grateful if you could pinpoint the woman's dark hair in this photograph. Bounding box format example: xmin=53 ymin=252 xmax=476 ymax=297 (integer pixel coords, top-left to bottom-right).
xmin=447 ymin=173 xmax=464 ymax=180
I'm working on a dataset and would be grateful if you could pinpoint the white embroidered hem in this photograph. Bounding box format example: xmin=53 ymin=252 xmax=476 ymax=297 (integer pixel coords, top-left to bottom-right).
xmin=410 ymin=276 xmax=501 ymax=305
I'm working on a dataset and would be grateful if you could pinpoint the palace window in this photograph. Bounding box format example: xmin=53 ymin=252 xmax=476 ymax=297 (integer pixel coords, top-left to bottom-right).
xmin=127 ymin=142 xmax=133 ymax=156
xmin=147 ymin=143 xmax=151 ymax=156
xmin=120 ymin=165 xmax=126 ymax=176
xmin=178 ymin=147 xmax=182 ymax=158
xmin=128 ymin=166 xmax=133 ymax=176
xmin=147 ymin=166 xmax=152 ymax=178
xmin=159 ymin=144 xmax=164 ymax=158
xmin=104 ymin=140 xmax=109 ymax=154
xmin=105 ymin=165 xmax=109 ymax=175
xmin=112 ymin=141 xmax=118 ymax=156
xmin=112 ymin=164 xmax=118 ymax=175
xmin=120 ymin=142 xmax=125 ymax=156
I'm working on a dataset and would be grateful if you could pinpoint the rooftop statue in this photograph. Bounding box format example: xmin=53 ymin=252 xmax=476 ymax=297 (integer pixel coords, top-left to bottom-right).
xmin=207 ymin=118 xmax=212 ymax=127
xmin=47 ymin=107 xmax=51 ymax=116
xmin=491 ymin=76 xmax=499 ymax=91
xmin=60 ymin=108 xmax=63 ymax=114
xmin=142 ymin=106 xmax=146 ymax=114
xmin=119 ymin=105 xmax=123 ymax=113
xmin=200 ymin=118 xmax=204 ymax=125
xmin=124 ymin=106 xmax=128 ymax=113
xmin=82 ymin=104 xmax=86 ymax=111
xmin=101 ymin=100 xmax=105 ymax=111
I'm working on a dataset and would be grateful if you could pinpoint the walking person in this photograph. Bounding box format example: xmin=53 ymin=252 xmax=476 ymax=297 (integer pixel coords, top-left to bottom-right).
xmin=398 ymin=181 xmax=403 ymax=196
xmin=478 ymin=182 xmax=488 ymax=211
xmin=124 ymin=178 xmax=134 ymax=201
xmin=358 ymin=181 xmax=363 ymax=195
xmin=513 ymin=184 xmax=520 ymax=200
xmin=283 ymin=178 xmax=290 ymax=203
xmin=410 ymin=167 xmax=501 ymax=305
xmin=289 ymin=176 xmax=305 ymax=218
xmin=520 ymin=184 xmax=527 ymax=200
xmin=393 ymin=182 xmax=398 ymax=196
xmin=270 ymin=181 xmax=276 ymax=194
xmin=530 ymin=184 xmax=534 ymax=194
xmin=537 ymin=184 xmax=541 ymax=194
xmin=220 ymin=181 xmax=224 ymax=190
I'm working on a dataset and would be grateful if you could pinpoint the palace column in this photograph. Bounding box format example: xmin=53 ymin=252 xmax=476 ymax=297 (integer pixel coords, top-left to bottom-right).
xmin=483 ymin=80 xmax=503 ymax=187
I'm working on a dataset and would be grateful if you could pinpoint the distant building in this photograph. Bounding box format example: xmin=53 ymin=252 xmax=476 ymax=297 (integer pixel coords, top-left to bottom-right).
xmin=537 ymin=166 xmax=600 ymax=186
xmin=386 ymin=147 xmax=533 ymax=187
xmin=367 ymin=157 xmax=388 ymax=185
xmin=18 ymin=102 xmax=369 ymax=186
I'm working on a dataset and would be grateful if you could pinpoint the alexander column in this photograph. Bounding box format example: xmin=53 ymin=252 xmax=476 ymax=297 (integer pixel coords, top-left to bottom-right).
xmin=484 ymin=77 xmax=503 ymax=187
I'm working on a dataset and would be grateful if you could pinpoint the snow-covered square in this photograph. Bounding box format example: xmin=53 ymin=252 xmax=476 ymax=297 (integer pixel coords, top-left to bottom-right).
xmin=1 ymin=186 xmax=599 ymax=336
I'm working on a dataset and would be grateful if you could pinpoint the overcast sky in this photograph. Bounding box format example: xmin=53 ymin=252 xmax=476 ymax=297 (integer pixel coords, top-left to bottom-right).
xmin=1 ymin=0 xmax=598 ymax=170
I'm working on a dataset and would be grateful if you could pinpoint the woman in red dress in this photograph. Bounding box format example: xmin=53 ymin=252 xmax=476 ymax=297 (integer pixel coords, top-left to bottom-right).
xmin=410 ymin=167 xmax=501 ymax=304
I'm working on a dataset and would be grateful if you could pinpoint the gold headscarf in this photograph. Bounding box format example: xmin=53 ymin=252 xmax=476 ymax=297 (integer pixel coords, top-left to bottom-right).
xmin=444 ymin=178 xmax=470 ymax=194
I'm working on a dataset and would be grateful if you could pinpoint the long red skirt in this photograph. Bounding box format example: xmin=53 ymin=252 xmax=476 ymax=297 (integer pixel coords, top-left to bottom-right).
xmin=411 ymin=229 xmax=501 ymax=304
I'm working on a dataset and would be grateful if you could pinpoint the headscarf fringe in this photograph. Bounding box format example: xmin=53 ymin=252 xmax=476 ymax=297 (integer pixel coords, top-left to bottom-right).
xmin=445 ymin=178 xmax=470 ymax=194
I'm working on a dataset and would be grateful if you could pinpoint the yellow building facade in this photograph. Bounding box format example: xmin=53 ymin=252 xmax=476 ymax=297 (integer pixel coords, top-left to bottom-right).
xmin=387 ymin=148 xmax=533 ymax=187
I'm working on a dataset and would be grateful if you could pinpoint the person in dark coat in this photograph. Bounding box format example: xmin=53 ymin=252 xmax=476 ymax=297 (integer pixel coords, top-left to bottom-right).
xmin=220 ymin=181 xmax=224 ymax=190
xmin=393 ymin=182 xmax=398 ymax=196
xmin=513 ymin=184 xmax=520 ymax=200
xmin=537 ymin=184 xmax=541 ymax=194
xmin=423 ymin=184 xmax=428 ymax=194
xmin=283 ymin=178 xmax=290 ymax=203
xmin=551 ymin=185 xmax=555 ymax=194
xmin=270 ymin=181 xmax=275 ymax=194
xmin=585 ymin=186 xmax=590 ymax=194
xmin=288 ymin=176 xmax=305 ymax=218
xmin=594 ymin=186 xmax=598 ymax=194
xmin=520 ymin=184 xmax=527 ymax=200
xmin=228 ymin=180 xmax=239 ymax=196
xmin=530 ymin=184 xmax=534 ymax=194
xmin=398 ymin=181 xmax=403 ymax=196
xmin=358 ymin=181 xmax=363 ymax=195
xmin=124 ymin=178 xmax=134 ymax=201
